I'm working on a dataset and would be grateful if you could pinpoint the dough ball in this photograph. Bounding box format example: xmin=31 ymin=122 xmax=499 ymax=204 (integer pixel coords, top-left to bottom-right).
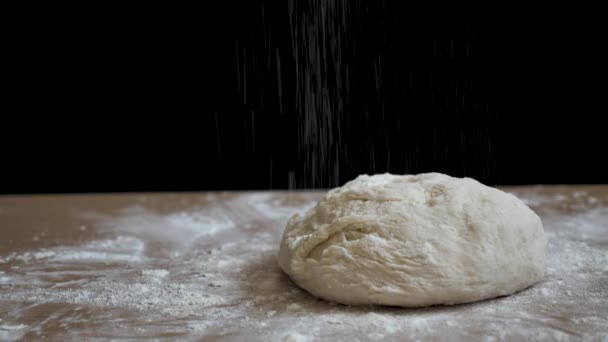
xmin=278 ymin=173 xmax=546 ymax=307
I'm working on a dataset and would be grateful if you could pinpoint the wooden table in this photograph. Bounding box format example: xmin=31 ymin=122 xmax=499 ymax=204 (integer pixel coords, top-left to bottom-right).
xmin=1 ymin=187 xmax=607 ymax=341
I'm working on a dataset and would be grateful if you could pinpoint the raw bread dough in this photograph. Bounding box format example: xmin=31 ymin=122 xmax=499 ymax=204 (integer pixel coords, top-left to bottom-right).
xmin=278 ymin=173 xmax=546 ymax=307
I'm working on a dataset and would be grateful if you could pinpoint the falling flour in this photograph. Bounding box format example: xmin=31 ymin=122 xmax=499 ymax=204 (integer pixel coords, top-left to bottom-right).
xmin=0 ymin=190 xmax=607 ymax=340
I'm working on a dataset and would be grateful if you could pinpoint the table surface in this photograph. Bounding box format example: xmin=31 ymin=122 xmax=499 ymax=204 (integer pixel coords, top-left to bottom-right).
xmin=1 ymin=186 xmax=607 ymax=341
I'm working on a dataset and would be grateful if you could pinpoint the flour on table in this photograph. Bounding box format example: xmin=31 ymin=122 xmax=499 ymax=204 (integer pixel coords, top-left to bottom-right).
xmin=0 ymin=191 xmax=606 ymax=340
xmin=0 ymin=321 xmax=29 ymax=341
xmin=0 ymin=271 xmax=10 ymax=284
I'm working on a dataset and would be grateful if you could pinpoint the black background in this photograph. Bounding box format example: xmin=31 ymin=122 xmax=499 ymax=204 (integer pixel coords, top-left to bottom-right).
xmin=2 ymin=3 xmax=606 ymax=193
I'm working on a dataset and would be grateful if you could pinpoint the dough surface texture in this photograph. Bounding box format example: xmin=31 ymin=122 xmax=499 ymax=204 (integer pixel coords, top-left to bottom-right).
xmin=278 ymin=173 xmax=546 ymax=307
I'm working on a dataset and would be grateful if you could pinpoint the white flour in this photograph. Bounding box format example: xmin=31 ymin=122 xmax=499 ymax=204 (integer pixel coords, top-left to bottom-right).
xmin=0 ymin=190 xmax=607 ymax=340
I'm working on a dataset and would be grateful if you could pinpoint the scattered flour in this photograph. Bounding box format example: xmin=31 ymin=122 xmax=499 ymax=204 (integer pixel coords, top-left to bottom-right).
xmin=0 ymin=271 xmax=10 ymax=284
xmin=0 ymin=320 xmax=28 ymax=341
xmin=141 ymin=269 xmax=169 ymax=278
xmin=281 ymin=332 xmax=312 ymax=342
xmin=105 ymin=206 xmax=236 ymax=249
xmin=0 ymin=236 xmax=145 ymax=265
xmin=0 ymin=191 xmax=606 ymax=340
